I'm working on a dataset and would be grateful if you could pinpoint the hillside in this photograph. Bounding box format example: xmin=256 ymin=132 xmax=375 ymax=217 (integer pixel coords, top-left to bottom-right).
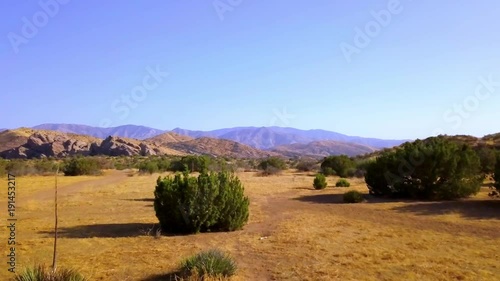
xmin=271 ymin=140 xmax=377 ymax=158
xmin=166 ymin=137 xmax=277 ymax=158
xmin=145 ymin=132 xmax=194 ymax=146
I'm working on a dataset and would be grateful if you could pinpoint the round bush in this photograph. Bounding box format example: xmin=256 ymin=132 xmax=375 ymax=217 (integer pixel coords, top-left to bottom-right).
xmin=313 ymin=173 xmax=327 ymax=190
xmin=154 ymin=171 xmax=249 ymax=234
xmin=335 ymin=178 xmax=351 ymax=187
xmin=180 ymin=249 xmax=237 ymax=278
xmin=343 ymin=190 xmax=364 ymax=203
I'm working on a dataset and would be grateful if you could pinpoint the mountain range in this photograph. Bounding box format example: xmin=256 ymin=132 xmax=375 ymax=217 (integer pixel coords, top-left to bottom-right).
xmin=33 ymin=123 xmax=407 ymax=150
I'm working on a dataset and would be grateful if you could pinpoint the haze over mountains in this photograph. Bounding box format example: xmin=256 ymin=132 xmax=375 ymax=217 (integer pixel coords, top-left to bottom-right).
xmin=33 ymin=123 xmax=406 ymax=150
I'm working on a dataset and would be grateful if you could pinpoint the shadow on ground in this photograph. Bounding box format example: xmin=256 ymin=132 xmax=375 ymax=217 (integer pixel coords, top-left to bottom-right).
xmin=123 ymin=198 xmax=155 ymax=202
xmin=140 ymin=272 xmax=180 ymax=281
xmin=392 ymin=200 xmax=500 ymax=220
xmin=294 ymin=193 xmax=346 ymax=204
xmin=39 ymin=223 xmax=160 ymax=238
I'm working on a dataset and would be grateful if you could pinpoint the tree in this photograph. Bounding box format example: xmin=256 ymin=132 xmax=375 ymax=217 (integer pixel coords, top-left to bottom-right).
xmin=321 ymin=155 xmax=355 ymax=178
xmin=493 ymin=152 xmax=500 ymax=194
xmin=365 ymin=137 xmax=483 ymax=200
xmin=476 ymin=147 xmax=497 ymax=174
xmin=258 ymin=157 xmax=287 ymax=175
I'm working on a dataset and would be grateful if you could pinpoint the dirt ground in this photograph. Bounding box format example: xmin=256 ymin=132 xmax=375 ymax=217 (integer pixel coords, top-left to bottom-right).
xmin=1 ymin=170 xmax=499 ymax=280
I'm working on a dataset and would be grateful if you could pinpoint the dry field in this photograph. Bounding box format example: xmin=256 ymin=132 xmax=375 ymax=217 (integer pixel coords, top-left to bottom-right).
xmin=1 ymin=170 xmax=499 ymax=280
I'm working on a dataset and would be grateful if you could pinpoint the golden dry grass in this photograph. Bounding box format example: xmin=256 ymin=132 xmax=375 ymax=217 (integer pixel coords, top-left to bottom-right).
xmin=0 ymin=170 xmax=499 ymax=280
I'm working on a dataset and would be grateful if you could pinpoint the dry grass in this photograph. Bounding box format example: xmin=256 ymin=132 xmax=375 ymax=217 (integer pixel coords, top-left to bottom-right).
xmin=0 ymin=170 xmax=498 ymax=280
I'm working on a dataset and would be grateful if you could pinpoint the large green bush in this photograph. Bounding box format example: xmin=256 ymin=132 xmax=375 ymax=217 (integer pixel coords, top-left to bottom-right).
xmin=313 ymin=173 xmax=327 ymax=190
xmin=365 ymin=137 xmax=483 ymax=200
xmin=154 ymin=171 xmax=249 ymax=234
xmin=170 ymin=155 xmax=212 ymax=173
xmin=62 ymin=157 xmax=102 ymax=176
xmin=321 ymin=155 xmax=355 ymax=178
xmin=179 ymin=249 xmax=237 ymax=278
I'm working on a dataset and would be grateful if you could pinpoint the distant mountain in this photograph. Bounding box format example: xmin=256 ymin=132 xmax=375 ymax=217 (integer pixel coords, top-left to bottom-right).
xmin=172 ymin=126 xmax=407 ymax=149
xmin=145 ymin=132 xmax=194 ymax=146
xmin=32 ymin=123 xmax=407 ymax=150
xmin=271 ymin=140 xmax=377 ymax=158
xmin=33 ymin=124 xmax=165 ymax=140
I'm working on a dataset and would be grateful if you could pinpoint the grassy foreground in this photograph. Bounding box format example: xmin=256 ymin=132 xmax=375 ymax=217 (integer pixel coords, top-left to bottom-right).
xmin=0 ymin=170 xmax=499 ymax=280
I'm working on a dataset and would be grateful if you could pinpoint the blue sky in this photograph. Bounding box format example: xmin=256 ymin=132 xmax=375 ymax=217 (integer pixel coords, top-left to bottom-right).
xmin=1 ymin=0 xmax=499 ymax=139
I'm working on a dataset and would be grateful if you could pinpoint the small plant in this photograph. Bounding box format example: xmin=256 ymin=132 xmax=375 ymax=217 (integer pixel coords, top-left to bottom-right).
xmin=13 ymin=265 xmax=88 ymax=281
xmin=180 ymin=249 xmax=237 ymax=278
xmin=313 ymin=173 xmax=327 ymax=190
xmin=335 ymin=178 xmax=350 ymax=187
xmin=343 ymin=190 xmax=364 ymax=203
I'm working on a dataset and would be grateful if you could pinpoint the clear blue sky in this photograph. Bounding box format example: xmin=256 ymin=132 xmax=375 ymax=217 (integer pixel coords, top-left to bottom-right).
xmin=1 ymin=0 xmax=499 ymax=139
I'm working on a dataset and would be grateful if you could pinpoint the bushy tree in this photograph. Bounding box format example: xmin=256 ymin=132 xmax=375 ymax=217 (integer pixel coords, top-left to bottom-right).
xmin=365 ymin=137 xmax=483 ymax=200
xmin=321 ymin=155 xmax=355 ymax=178
xmin=313 ymin=173 xmax=327 ymax=190
xmin=476 ymin=147 xmax=497 ymax=174
xmin=154 ymin=171 xmax=249 ymax=234
xmin=494 ymin=153 xmax=500 ymax=193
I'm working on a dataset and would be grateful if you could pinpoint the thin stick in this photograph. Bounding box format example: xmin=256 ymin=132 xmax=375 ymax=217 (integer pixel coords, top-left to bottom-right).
xmin=52 ymin=165 xmax=59 ymax=272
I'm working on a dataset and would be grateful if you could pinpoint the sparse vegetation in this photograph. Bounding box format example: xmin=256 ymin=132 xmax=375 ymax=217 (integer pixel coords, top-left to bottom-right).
xmin=295 ymin=159 xmax=317 ymax=172
xmin=343 ymin=190 xmax=364 ymax=203
xmin=335 ymin=178 xmax=350 ymax=187
xmin=179 ymin=249 xmax=237 ymax=279
xmin=493 ymin=153 xmax=500 ymax=196
xmin=62 ymin=157 xmax=102 ymax=176
xmin=13 ymin=265 xmax=88 ymax=281
xmin=321 ymin=155 xmax=355 ymax=178
xmin=365 ymin=137 xmax=483 ymax=200
xmin=313 ymin=173 xmax=327 ymax=190
xmin=154 ymin=171 xmax=249 ymax=233
xmin=258 ymin=157 xmax=287 ymax=175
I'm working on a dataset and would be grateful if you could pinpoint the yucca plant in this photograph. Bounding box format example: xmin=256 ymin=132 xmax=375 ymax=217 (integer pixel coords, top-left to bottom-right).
xmin=180 ymin=249 xmax=237 ymax=278
xmin=13 ymin=265 xmax=88 ymax=281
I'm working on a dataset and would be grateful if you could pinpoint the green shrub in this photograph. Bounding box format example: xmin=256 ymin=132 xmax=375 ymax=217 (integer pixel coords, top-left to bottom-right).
xmin=321 ymin=155 xmax=356 ymax=178
xmin=365 ymin=137 xmax=483 ymax=200
xmin=477 ymin=147 xmax=497 ymax=174
xmin=179 ymin=249 xmax=237 ymax=278
xmin=170 ymin=156 xmax=212 ymax=173
xmin=138 ymin=160 xmax=159 ymax=174
xmin=154 ymin=171 xmax=249 ymax=234
xmin=13 ymin=265 xmax=88 ymax=281
xmin=258 ymin=157 xmax=287 ymax=172
xmin=313 ymin=173 xmax=327 ymax=190
xmin=62 ymin=157 xmax=102 ymax=176
xmin=343 ymin=190 xmax=364 ymax=203
xmin=321 ymin=167 xmax=336 ymax=176
xmin=335 ymin=178 xmax=351 ymax=187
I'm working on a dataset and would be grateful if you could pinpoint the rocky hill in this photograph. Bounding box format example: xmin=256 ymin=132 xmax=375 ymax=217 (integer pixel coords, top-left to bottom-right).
xmin=166 ymin=137 xmax=277 ymax=159
xmin=145 ymin=132 xmax=193 ymax=146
